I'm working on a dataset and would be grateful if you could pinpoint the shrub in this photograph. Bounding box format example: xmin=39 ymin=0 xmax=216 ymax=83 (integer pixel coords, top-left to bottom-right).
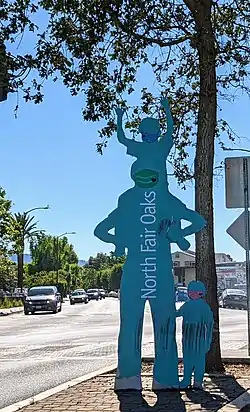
xmin=0 ymin=297 xmax=23 ymax=309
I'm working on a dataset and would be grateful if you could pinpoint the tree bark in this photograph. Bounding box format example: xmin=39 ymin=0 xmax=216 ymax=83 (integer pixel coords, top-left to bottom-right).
xmin=193 ymin=2 xmax=223 ymax=371
xmin=17 ymin=253 xmax=24 ymax=291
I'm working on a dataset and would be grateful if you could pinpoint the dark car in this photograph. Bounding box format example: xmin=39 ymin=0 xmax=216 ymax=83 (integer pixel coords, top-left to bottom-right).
xmin=176 ymin=287 xmax=189 ymax=302
xmin=98 ymin=289 xmax=106 ymax=299
xmin=24 ymin=286 xmax=62 ymax=315
xmin=219 ymin=288 xmax=247 ymax=310
xmin=70 ymin=290 xmax=89 ymax=305
xmin=87 ymin=288 xmax=99 ymax=300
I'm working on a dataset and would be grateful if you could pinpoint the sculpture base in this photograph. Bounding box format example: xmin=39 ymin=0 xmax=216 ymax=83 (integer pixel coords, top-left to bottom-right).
xmin=114 ymin=375 xmax=142 ymax=391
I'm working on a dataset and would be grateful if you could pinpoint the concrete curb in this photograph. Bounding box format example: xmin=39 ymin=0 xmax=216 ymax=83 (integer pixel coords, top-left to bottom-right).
xmin=0 ymin=307 xmax=23 ymax=317
xmin=217 ymin=389 xmax=250 ymax=411
xmin=0 ymin=363 xmax=117 ymax=412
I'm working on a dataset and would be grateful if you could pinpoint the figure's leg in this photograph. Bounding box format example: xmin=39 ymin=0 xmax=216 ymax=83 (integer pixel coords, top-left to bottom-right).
xmin=180 ymin=349 xmax=194 ymax=388
xmin=115 ymin=263 xmax=145 ymax=390
xmin=193 ymin=353 xmax=206 ymax=389
xmin=150 ymin=277 xmax=179 ymax=389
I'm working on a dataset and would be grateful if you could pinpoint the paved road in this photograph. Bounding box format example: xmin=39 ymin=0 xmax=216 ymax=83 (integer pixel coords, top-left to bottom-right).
xmin=0 ymin=298 xmax=248 ymax=408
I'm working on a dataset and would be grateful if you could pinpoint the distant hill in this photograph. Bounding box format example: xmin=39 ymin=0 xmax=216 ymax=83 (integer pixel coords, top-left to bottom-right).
xmin=78 ymin=260 xmax=87 ymax=266
xmin=10 ymin=254 xmax=87 ymax=266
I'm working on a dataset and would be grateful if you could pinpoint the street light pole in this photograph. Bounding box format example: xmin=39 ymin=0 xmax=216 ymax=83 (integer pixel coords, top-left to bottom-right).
xmin=223 ymin=147 xmax=250 ymax=154
xmin=25 ymin=205 xmax=50 ymax=215
xmin=55 ymin=231 xmax=76 ymax=285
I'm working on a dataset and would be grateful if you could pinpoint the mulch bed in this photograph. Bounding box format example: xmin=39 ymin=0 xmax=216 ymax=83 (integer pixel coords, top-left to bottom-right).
xmin=142 ymin=362 xmax=250 ymax=378
xmin=104 ymin=361 xmax=250 ymax=378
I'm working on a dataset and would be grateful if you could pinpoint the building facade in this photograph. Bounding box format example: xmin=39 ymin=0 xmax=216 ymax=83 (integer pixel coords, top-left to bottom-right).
xmin=172 ymin=251 xmax=195 ymax=286
xmin=172 ymin=251 xmax=245 ymax=288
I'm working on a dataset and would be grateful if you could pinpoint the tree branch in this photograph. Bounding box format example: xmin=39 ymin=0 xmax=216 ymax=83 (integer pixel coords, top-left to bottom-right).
xmin=114 ymin=17 xmax=192 ymax=48
xmin=126 ymin=28 xmax=191 ymax=47
xmin=153 ymin=34 xmax=192 ymax=47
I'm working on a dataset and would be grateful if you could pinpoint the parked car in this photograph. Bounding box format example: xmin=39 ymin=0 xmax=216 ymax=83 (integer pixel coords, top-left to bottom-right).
xmin=98 ymin=289 xmax=106 ymax=299
xmin=0 ymin=289 xmax=11 ymax=297
xmin=86 ymin=288 xmax=99 ymax=300
xmin=233 ymin=284 xmax=247 ymax=293
xmin=109 ymin=291 xmax=118 ymax=298
xmin=176 ymin=287 xmax=189 ymax=302
xmin=24 ymin=286 xmax=62 ymax=315
xmin=219 ymin=289 xmax=247 ymax=310
xmin=70 ymin=290 xmax=89 ymax=305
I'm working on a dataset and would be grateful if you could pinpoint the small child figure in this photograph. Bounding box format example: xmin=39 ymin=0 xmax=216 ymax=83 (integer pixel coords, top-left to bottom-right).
xmin=176 ymin=280 xmax=214 ymax=390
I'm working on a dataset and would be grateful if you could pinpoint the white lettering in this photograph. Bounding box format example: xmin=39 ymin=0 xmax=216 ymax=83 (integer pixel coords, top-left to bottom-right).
xmin=141 ymin=289 xmax=156 ymax=299
xmin=145 ymin=279 xmax=156 ymax=288
xmin=140 ymin=191 xmax=157 ymax=299
xmin=140 ymin=214 xmax=156 ymax=224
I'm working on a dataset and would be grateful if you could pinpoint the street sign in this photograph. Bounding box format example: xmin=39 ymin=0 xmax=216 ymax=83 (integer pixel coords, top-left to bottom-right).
xmin=225 ymin=157 xmax=250 ymax=208
xmin=226 ymin=211 xmax=250 ymax=249
xmin=226 ymin=157 xmax=250 ymax=355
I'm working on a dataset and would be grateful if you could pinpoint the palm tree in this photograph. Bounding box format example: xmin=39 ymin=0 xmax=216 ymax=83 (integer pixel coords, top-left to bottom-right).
xmin=10 ymin=212 xmax=45 ymax=291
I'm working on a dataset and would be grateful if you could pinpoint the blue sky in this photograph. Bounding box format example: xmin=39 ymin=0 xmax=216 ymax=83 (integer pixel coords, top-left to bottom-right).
xmin=1 ymin=67 xmax=249 ymax=262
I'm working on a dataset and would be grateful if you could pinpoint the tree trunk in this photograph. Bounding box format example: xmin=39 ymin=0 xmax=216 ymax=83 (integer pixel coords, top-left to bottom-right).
xmin=194 ymin=2 xmax=223 ymax=371
xmin=17 ymin=253 xmax=24 ymax=291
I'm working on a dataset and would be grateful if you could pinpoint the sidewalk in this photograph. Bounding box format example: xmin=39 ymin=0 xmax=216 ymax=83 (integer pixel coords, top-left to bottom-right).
xmin=0 ymin=299 xmax=70 ymax=316
xmin=0 ymin=306 xmax=23 ymax=316
xmin=13 ymin=362 xmax=250 ymax=412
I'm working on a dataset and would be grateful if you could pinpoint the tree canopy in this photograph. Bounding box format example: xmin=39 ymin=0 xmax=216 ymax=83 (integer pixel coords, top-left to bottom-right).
xmin=0 ymin=187 xmax=12 ymax=254
xmin=29 ymin=234 xmax=79 ymax=273
xmin=1 ymin=0 xmax=249 ymax=179
xmin=10 ymin=212 xmax=43 ymax=254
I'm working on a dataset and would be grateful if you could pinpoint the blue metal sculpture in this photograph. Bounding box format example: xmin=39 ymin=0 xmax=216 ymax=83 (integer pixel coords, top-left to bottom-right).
xmin=94 ymin=98 xmax=206 ymax=391
xmin=176 ymin=280 xmax=214 ymax=389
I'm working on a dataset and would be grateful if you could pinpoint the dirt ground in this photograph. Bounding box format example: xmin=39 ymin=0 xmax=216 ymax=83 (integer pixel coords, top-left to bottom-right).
xmin=104 ymin=361 xmax=250 ymax=379
xmin=141 ymin=362 xmax=250 ymax=378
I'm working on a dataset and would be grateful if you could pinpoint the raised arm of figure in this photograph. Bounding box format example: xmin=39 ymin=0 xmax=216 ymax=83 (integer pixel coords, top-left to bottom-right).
xmin=116 ymin=108 xmax=127 ymax=146
xmin=116 ymin=108 xmax=140 ymax=157
xmin=160 ymin=97 xmax=174 ymax=153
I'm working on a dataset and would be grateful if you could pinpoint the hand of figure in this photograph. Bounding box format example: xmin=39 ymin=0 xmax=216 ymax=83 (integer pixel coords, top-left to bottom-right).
xmin=165 ymin=220 xmax=181 ymax=242
xmin=177 ymin=238 xmax=191 ymax=251
xmin=115 ymin=107 xmax=125 ymax=118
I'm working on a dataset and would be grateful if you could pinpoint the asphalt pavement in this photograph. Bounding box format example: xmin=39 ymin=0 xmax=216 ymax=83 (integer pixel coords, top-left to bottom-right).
xmin=0 ymin=298 xmax=248 ymax=408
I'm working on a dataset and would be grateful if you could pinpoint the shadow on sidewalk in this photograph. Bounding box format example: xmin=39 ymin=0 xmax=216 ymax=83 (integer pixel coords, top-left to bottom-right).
xmin=186 ymin=387 xmax=227 ymax=410
xmin=116 ymin=390 xmax=186 ymax=411
xmin=115 ymin=368 xmax=249 ymax=411
xmin=117 ymin=384 xmax=236 ymax=412
xmin=210 ymin=374 xmax=248 ymax=405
